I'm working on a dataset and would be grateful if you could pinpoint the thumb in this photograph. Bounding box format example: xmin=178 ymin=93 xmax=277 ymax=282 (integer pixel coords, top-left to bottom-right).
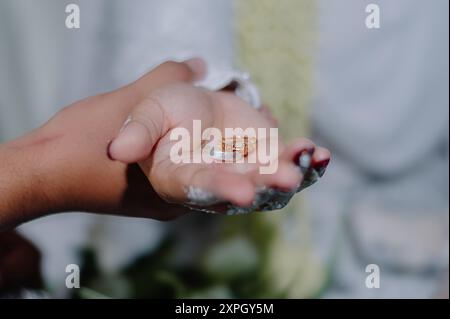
xmin=108 ymin=58 xmax=206 ymax=164
xmin=108 ymin=96 xmax=167 ymax=163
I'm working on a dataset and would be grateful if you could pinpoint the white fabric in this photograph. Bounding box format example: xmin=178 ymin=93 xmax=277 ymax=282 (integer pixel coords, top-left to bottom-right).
xmin=310 ymin=0 xmax=449 ymax=298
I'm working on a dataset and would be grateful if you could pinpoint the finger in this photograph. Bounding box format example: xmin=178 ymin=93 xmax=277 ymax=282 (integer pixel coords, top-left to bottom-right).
xmin=188 ymin=167 xmax=255 ymax=207
xmin=108 ymin=96 xmax=165 ymax=163
xmin=312 ymin=146 xmax=331 ymax=177
xmin=280 ymin=138 xmax=316 ymax=166
xmin=132 ymin=58 xmax=206 ymax=99
xmin=249 ymin=161 xmax=301 ymax=192
xmin=109 ymin=59 xmax=207 ymax=163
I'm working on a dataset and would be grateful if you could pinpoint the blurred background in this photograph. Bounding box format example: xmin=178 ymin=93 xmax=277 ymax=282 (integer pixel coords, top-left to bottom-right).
xmin=0 ymin=0 xmax=448 ymax=298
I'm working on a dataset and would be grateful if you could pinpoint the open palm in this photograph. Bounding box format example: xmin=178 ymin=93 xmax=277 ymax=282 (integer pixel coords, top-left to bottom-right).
xmin=110 ymin=82 xmax=330 ymax=214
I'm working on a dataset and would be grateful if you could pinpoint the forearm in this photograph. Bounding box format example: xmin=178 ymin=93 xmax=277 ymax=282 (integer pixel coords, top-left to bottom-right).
xmin=0 ymin=139 xmax=51 ymax=230
xmin=0 ymin=97 xmax=178 ymax=229
xmin=0 ymin=61 xmax=202 ymax=229
xmin=0 ymin=127 xmax=131 ymax=230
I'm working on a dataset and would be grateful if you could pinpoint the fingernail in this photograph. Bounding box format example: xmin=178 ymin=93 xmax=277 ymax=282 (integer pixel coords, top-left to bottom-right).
xmin=293 ymin=147 xmax=314 ymax=164
xmin=120 ymin=115 xmax=133 ymax=133
xmin=315 ymin=159 xmax=330 ymax=177
xmin=185 ymin=57 xmax=207 ymax=81
xmin=296 ymin=150 xmax=313 ymax=174
xmin=108 ymin=121 xmax=150 ymax=162
xmin=114 ymin=122 xmax=141 ymax=145
xmin=299 ymin=151 xmax=311 ymax=167
xmin=107 ymin=116 xmax=132 ymax=160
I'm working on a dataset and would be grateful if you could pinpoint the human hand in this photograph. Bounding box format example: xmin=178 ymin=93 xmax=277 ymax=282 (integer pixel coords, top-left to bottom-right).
xmin=0 ymin=60 xmax=205 ymax=229
xmin=0 ymin=59 xmax=330 ymax=229
xmin=108 ymin=65 xmax=331 ymax=214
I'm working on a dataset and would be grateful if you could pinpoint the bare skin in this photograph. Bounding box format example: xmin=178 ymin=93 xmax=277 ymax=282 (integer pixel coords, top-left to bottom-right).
xmin=0 ymin=59 xmax=330 ymax=230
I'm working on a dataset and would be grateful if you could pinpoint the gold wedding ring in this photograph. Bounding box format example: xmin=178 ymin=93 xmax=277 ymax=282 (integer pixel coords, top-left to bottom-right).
xmin=206 ymin=136 xmax=257 ymax=162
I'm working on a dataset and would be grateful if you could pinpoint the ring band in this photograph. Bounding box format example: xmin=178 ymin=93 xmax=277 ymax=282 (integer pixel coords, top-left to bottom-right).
xmin=205 ymin=136 xmax=257 ymax=162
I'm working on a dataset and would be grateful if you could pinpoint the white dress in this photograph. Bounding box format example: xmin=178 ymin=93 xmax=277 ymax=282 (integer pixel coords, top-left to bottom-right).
xmin=311 ymin=0 xmax=449 ymax=298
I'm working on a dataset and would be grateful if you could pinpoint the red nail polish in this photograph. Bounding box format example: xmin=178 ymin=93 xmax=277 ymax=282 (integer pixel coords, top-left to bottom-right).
xmin=315 ymin=158 xmax=330 ymax=168
xmin=293 ymin=147 xmax=315 ymax=166
xmin=315 ymin=159 xmax=330 ymax=177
